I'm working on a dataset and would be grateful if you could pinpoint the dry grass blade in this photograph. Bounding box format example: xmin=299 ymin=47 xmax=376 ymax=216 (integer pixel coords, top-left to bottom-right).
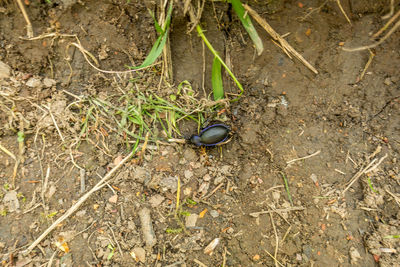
xmin=336 ymin=0 xmax=352 ymax=26
xmin=0 ymin=142 xmax=16 ymax=160
xmin=359 ymin=49 xmax=375 ymax=81
xmin=243 ymin=4 xmax=318 ymax=74
xmin=16 ymin=0 xmax=33 ymax=38
xmin=372 ymin=8 xmax=400 ymax=39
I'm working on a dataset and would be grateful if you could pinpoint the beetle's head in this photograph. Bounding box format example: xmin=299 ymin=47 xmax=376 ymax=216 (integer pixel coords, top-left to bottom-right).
xmin=190 ymin=135 xmax=202 ymax=146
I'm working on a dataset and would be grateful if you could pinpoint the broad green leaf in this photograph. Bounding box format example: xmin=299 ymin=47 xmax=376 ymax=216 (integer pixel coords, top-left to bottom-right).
xmin=211 ymin=56 xmax=224 ymax=100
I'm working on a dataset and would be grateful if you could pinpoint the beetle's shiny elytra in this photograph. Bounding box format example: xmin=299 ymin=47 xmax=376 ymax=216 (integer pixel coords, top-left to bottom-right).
xmin=190 ymin=124 xmax=230 ymax=146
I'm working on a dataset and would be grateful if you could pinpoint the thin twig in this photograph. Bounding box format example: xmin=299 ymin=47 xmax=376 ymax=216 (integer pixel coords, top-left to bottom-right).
xmin=0 ymin=142 xmax=16 ymax=160
xmin=43 ymin=105 xmax=65 ymax=142
xmin=342 ymin=153 xmax=387 ymax=194
xmin=343 ymin=18 xmax=400 ymax=52
xmin=336 ymin=0 xmax=352 ymax=26
xmin=16 ymin=0 xmax=33 ymax=38
xmin=222 ymin=247 xmax=227 ymax=267
xmin=359 ymin=49 xmax=375 ymax=81
xmin=23 ymin=150 xmax=135 ymax=255
xmin=193 ymin=259 xmax=208 ymax=267
xmin=22 ymin=32 xmax=160 ymax=74
xmin=286 ymin=150 xmax=321 ymax=165
xmin=269 ymin=213 xmax=279 ymax=267
xmin=385 ymin=189 xmax=400 ymax=206
xmin=373 ymin=8 xmax=400 ymax=38
xmin=363 ymin=153 xmax=388 ymax=173
xmin=107 ymin=223 xmax=123 ymax=257
xmin=298 ymin=0 xmax=329 ymax=21
xmin=244 ymin=4 xmax=318 ymax=74
xmin=281 ymin=225 xmax=292 ymax=245
xmin=264 ymin=249 xmax=285 ymax=267
xmin=249 ymin=206 xmax=305 ymax=217
xmin=202 ymin=182 xmax=224 ymax=200
xmin=382 ymin=0 xmax=396 ymax=20
xmin=342 ymin=160 xmax=376 ymax=194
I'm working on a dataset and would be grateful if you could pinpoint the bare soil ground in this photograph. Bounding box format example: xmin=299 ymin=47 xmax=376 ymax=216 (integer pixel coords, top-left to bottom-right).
xmin=0 ymin=0 xmax=399 ymax=266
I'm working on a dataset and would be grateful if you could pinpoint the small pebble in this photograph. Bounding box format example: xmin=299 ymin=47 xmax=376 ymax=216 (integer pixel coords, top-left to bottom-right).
xmin=384 ymin=77 xmax=392 ymax=85
xmin=203 ymin=174 xmax=211 ymax=181
xmin=148 ymin=194 xmax=165 ymax=207
xmin=43 ymin=78 xmax=56 ymax=88
xmin=26 ymin=77 xmax=42 ymax=88
xmin=184 ymin=169 xmax=193 ymax=179
xmin=0 ymin=61 xmax=11 ymax=79
xmin=272 ymin=191 xmax=280 ymax=201
xmin=139 ymin=208 xmax=157 ymax=248
xmin=185 ymin=213 xmax=198 ymax=228
xmin=210 ymin=210 xmax=219 ymax=218
xmin=214 ymin=176 xmax=224 ymax=185
xmin=131 ymin=247 xmax=146 ymax=263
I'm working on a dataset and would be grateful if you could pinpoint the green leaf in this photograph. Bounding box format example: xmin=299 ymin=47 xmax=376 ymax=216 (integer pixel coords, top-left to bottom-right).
xmin=231 ymin=0 xmax=264 ymax=55
xmin=17 ymin=131 xmax=25 ymax=143
xmin=186 ymin=198 xmax=198 ymax=205
xmin=166 ymin=228 xmax=183 ymax=234
xmin=196 ymin=25 xmax=244 ymax=101
xmin=130 ymin=2 xmax=173 ymax=69
xmin=212 ymin=56 xmax=224 ymax=100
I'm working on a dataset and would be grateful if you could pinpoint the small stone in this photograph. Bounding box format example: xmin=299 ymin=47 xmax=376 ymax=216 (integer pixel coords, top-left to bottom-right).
xmin=193 ymin=162 xmax=202 ymax=169
xmin=198 ymin=182 xmax=209 ymax=195
xmin=108 ymin=194 xmax=118 ymax=204
xmin=133 ymin=167 xmax=150 ymax=183
xmin=310 ymin=173 xmax=318 ymax=184
xmin=127 ymin=220 xmax=136 ymax=231
xmin=349 ymin=247 xmax=361 ymax=264
xmin=183 ymin=187 xmax=192 ymax=196
xmin=184 ymin=169 xmax=193 ymax=179
xmin=226 ymin=227 xmax=234 ymax=234
xmin=210 ymin=210 xmax=219 ymax=218
xmin=185 ymin=213 xmax=198 ymax=228
xmin=160 ymin=176 xmax=178 ymax=192
xmin=131 ymin=247 xmax=146 ymax=263
xmin=46 ymin=185 xmax=57 ymax=199
xmin=220 ymin=165 xmax=232 ymax=176
xmin=296 ymin=253 xmax=302 ymax=261
xmin=272 ymin=191 xmax=280 ymax=201
xmin=3 ymin=190 xmax=19 ymax=212
xmin=76 ymin=209 xmax=86 ymax=217
xmin=26 ymin=77 xmax=42 ymax=88
xmin=183 ymin=148 xmax=198 ymax=162
xmin=384 ymin=77 xmax=392 ymax=85
xmin=203 ymin=174 xmax=211 ymax=181
xmin=43 ymin=78 xmax=56 ymax=88
xmin=148 ymin=194 xmax=165 ymax=207
xmin=214 ymin=176 xmax=224 ymax=185
xmin=0 ymin=61 xmax=11 ymax=79
xmin=252 ymin=254 xmax=260 ymax=261
xmin=139 ymin=208 xmax=157 ymax=248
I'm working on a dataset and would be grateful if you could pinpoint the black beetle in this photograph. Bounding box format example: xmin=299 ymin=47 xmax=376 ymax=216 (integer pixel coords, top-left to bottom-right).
xmin=190 ymin=124 xmax=230 ymax=146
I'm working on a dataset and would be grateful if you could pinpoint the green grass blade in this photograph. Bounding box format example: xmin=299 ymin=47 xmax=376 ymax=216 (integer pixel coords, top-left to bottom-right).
xmin=130 ymin=2 xmax=173 ymax=69
xmin=230 ymin=0 xmax=264 ymax=55
xmin=196 ymin=24 xmax=244 ymax=101
xmin=279 ymin=171 xmax=293 ymax=206
xmin=211 ymin=56 xmax=224 ymax=100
